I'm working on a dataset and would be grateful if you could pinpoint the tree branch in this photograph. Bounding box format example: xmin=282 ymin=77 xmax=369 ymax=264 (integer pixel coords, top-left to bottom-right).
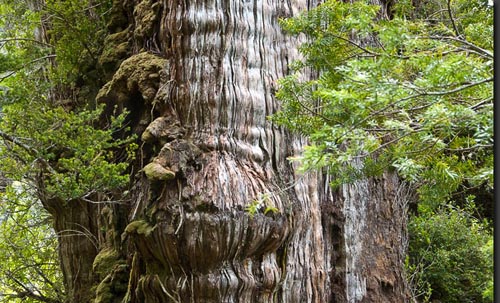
xmin=4 ymin=290 xmax=62 ymax=303
xmin=424 ymin=36 xmax=493 ymax=59
xmin=0 ymin=130 xmax=38 ymax=155
xmin=0 ymin=38 xmax=53 ymax=48
xmin=0 ymin=130 xmax=58 ymax=175
xmin=4 ymin=271 xmax=62 ymax=303
xmin=0 ymin=54 xmax=57 ymax=82
xmin=330 ymin=33 xmax=409 ymax=59
xmin=445 ymin=144 xmax=493 ymax=152
xmin=469 ymin=97 xmax=493 ymax=110
xmin=414 ymin=77 xmax=493 ymax=96
xmin=446 ymin=0 xmax=461 ymax=37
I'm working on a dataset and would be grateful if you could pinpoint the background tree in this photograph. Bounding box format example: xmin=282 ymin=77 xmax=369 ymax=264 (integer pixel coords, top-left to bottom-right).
xmin=407 ymin=205 xmax=492 ymax=302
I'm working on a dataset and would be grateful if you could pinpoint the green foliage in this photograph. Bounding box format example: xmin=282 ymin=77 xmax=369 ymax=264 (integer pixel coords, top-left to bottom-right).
xmin=245 ymin=199 xmax=263 ymax=218
xmin=480 ymin=239 xmax=494 ymax=301
xmin=245 ymin=193 xmax=279 ymax=218
xmin=274 ymin=0 xmax=493 ymax=301
xmin=0 ymin=183 xmax=64 ymax=303
xmin=273 ymin=0 xmax=493 ymax=208
xmin=407 ymin=204 xmax=492 ymax=303
xmin=44 ymin=0 xmax=112 ymax=84
xmin=0 ymin=102 xmax=136 ymax=201
xmin=0 ymin=2 xmax=51 ymax=88
xmin=0 ymin=1 xmax=134 ymax=302
xmin=1 ymin=0 xmax=112 ymax=88
xmin=0 ymin=63 xmax=137 ymax=202
xmin=0 ymin=0 xmax=135 ymax=202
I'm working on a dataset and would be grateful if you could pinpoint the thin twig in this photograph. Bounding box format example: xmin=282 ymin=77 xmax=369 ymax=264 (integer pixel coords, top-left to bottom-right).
xmin=424 ymin=36 xmax=493 ymax=59
xmin=469 ymin=97 xmax=493 ymax=110
xmin=414 ymin=77 xmax=493 ymax=96
xmin=447 ymin=0 xmax=461 ymax=37
xmin=445 ymin=144 xmax=492 ymax=152
xmin=0 ymin=38 xmax=53 ymax=48
xmin=0 ymin=130 xmax=38 ymax=155
xmin=0 ymin=54 xmax=56 ymax=82
xmin=330 ymin=33 xmax=410 ymax=59
xmin=0 ymin=130 xmax=59 ymax=175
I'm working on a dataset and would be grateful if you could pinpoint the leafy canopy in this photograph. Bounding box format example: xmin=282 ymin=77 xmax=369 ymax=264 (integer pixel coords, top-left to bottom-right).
xmin=407 ymin=204 xmax=493 ymax=302
xmin=273 ymin=0 xmax=493 ymax=209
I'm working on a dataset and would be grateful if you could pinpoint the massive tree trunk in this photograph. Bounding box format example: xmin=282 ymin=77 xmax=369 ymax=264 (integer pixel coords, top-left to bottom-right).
xmin=48 ymin=0 xmax=412 ymax=302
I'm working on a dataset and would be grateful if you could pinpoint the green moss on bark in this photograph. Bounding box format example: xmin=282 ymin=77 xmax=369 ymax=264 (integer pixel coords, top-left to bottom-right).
xmin=93 ymin=247 xmax=120 ymax=279
xmin=124 ymin=220 xmax=154 ymax=236
xmin=143 ymin=162 xmax=175 ymax=181
xmin=94 ymin=264 xmax=129 ymax=303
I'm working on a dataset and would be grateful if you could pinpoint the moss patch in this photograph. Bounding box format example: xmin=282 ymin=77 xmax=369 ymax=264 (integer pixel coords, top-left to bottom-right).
xmin=133 ymin=0 xmax=160 ymax=42
xmin=106 ymin=0 xmax=129 ymax=32
xmin=98 ymin=30 xmax=130 ymax=76
xmin=124 ymin=220 xmax=154 ymax=236
xmin=96 ymin=52 xmax=167 ymax=106
xmin=143 ymin=162 xmax=175 ymax=181
xmin=93 ymin=247 xmax=120 ymax=279
xmin=94 ymin=264 xmax=129 ymax=303
xmin=92 ymin=247 xmax=128 ymax=303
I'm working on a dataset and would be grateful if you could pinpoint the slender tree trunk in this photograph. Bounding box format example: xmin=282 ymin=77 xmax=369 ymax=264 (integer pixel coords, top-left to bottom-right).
xmin=41 ymin=197 xmax=99 ymax=303
xmin=47 ymin=0 xmax=412 ymax=302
